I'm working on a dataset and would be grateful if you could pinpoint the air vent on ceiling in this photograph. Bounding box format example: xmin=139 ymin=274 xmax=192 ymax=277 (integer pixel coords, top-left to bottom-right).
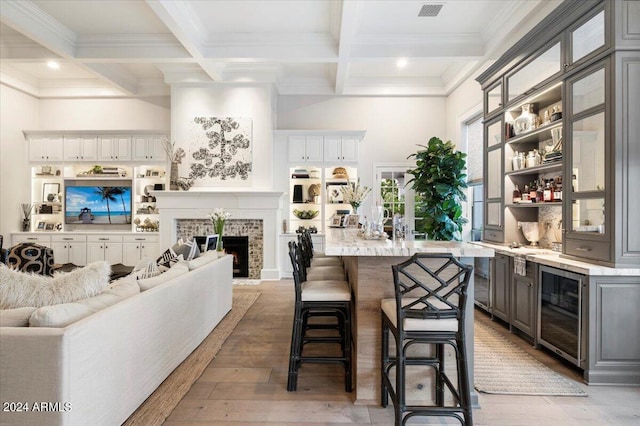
xmin=418 ymin=3 xmax=443 ymax=17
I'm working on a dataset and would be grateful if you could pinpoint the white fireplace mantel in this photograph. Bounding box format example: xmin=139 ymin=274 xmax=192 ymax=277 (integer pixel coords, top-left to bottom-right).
xmin=153 ymin=190 xmax=285 ymax=280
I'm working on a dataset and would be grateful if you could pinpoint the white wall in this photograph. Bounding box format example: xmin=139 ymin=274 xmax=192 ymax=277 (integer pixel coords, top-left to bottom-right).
xmin=171 ymin=84 xmax=275 ymax=189
xmin=277 ymin=95 xmax=447 ymax=214
xmin=0 ymin=84 xmax=39 ymax=240
xmin=38 ymin=98 xmax=170 ymax=131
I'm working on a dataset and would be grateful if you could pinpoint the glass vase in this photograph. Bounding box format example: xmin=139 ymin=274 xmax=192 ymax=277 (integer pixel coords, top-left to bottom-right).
xmin=216 ymin=237 xmax=224 ymax=252
xmin=22 ymin=219 xmax=30 ymax=232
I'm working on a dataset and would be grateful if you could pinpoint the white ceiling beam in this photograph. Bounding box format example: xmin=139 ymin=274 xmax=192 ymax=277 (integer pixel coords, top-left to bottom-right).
xmin=352 ymin=34 xmax=485 ymax=59
xmin=334 ymin=0 xmax=361 ymax=95
xmin=0 ymin=0 xmax=76 ymax=58
xmin=74 ymin=34 xmax=191 ymax=61
xmin=144 ymin=0 xmax=221 ymax=81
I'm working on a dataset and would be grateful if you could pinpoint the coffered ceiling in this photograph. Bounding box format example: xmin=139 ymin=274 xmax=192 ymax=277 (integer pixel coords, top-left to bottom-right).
xmin=0 ymin=0 xmax=561 ymax=99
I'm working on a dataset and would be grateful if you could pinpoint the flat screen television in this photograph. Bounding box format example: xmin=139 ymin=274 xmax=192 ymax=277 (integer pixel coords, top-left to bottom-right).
xmin=64 ymin=180 xmax=132 ymax=225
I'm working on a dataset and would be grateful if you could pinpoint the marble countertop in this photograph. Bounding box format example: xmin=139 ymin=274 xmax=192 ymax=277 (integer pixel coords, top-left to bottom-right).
xmin=324 ymin=228 xmax=494 ymax=258
xmin=472 ymin=241 xmax=640 ymax=277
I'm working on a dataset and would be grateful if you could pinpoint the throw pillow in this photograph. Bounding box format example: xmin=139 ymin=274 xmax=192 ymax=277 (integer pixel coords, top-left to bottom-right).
xmin=0 ymin=261 xmax=111 ymax=309
xmin=156 ymin=247 xmax=181 ymax=268
xmin=131 ymin=258 xmax=161 ymax=279
xmin=172 ymin=238 xmax=200 ymax=261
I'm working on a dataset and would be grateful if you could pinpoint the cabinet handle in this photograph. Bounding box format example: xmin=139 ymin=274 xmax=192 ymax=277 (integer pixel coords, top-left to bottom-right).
xmin=27 ymin=237 xmax=37 ymax=240
xmin=527 ymin=282 xmax=533 ymax=287
xmin=575 ymin=247 xmax=592 ymax=252
xmin=135 ymin=238 xmax=145 ymax=241
xmin=63 ymin=237 xmax=72 ymax=240
xmin=99 ymin=238 xmax=109 ymax=241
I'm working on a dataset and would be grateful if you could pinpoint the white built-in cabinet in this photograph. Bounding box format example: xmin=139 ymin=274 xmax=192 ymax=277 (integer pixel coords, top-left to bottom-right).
xmin=63 ymin=136 xmax=98 ymax=161
xmin=122 ymin=235 xmax=160 ymax=264
xmin=51 ymin=234 xmax=87 ymax=265
xmin=323 ymin=136 xmax=358 ymax=162
xmin=87 ymin=235 xmax=124 ymax=265
xmin=132 ymin=136 xmax=167 ymax=162
xmin=28 ymin=136 xmax=64 ymax=162
xmin=288 ymin=135 xmax=324 ymax=162
xmin=11 ymin=233 xmax=160 ymax=266
xmin=99 ymin=136 xmax=131 ymax=161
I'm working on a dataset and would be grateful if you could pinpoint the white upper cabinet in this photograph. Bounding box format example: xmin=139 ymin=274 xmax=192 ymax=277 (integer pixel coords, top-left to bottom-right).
xmin=323 ymin=136 xmax=358 ymax=162
xmin=29 ymin=136 xmax=64 ymax=162
xmin=132 ymin=136 xmax=167 ymax=162
xmin=64 ymin=136 xmax=97 ymax=161
xmin=99 ymin=136 xmax=131 ymax=161
xmin=288 ymin=135 xmax=323 ymax=163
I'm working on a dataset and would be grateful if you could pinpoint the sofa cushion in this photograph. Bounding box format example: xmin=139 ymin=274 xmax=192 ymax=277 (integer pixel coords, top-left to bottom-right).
xmin=186 ymin=250 xmax=220 ymax=271
xmin=0 ymin=306 xmax=37 ymax=327
xmin=172 ymin=238 xmax=200 ymax=261
xmin=29 ymin=276 xmax=140 ymax=327
xmin=0 ymin=261 xmax=111 ymax=309
xmin=137 ymin=261 xmax=189 ymax=291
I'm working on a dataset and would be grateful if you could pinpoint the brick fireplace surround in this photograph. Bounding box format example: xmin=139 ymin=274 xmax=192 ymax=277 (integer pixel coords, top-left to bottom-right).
xmin=154 ymin=190 xmax=285 ymax=280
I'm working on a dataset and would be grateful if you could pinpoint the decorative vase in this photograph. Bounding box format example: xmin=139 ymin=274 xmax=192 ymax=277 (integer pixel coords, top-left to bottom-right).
xmin=216 ymin=237 xmax=224 ymax=252
xmin=214 ymin=220 xmax=225 ymax=251
xmin=350 ymin=203 xmax=360 ymax=215
xmin=22 ymin=219 xmax=30 ymax=232
xmin=514 ymin=103 xmax=539 ymax=135
xmin=170 ymin=162 xmax=179 ymax=190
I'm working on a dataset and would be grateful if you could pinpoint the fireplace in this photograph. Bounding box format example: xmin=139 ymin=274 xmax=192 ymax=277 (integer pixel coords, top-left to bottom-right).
xmin=223 ymin=236 xmax=249 ymax=277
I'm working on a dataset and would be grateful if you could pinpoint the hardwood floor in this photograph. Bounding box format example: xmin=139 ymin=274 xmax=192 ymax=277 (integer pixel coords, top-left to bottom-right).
xmin=164 ymin=280 xmax=640 ymax=425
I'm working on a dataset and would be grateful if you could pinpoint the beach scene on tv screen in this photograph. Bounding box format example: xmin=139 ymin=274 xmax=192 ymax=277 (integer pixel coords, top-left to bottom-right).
xmin=65 ymin=186 xmax=132 ymax=224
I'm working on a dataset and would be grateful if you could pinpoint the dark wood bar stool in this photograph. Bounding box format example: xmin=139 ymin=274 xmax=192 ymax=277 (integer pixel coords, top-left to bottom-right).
xmin=287 ymin=241 xmax=353 ymax=392
xmin=381 ymin=253 xmax=473 ymax=425
xmin=299 ymin=229 xmax=343 ymax=267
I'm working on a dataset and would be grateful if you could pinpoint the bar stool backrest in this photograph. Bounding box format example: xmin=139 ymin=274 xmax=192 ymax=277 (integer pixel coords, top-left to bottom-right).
xmin=288 ymin=241 xmax=306 ymax=300
xmin=391 ymin=253 xmax=473 ymax=331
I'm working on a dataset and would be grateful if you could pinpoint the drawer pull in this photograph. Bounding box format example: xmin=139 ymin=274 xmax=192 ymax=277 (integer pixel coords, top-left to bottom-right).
xmin=135 ymin=238 xmax=145 ymax=241
xmin=99 ymin=238 xmax=109 ymax=241
xmin=63 ymin=238 xmax=73 ymax=241
xmin=575 ymin=247 xmax=592 ymax=252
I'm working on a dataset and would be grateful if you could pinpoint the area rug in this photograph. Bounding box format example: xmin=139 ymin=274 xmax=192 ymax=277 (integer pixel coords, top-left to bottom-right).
xmin=474 ymin=319 xmax=587 ymax=396
xmin=124 ymin=291 xmax=261 ymax=426
xmin=232 ymin=278 xmax=263 ymax=286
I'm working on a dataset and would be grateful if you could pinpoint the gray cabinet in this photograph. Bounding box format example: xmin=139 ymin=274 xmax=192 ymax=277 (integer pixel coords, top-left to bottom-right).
xmin=477 ymin=0 xmax=640 ymax=267
xmin=490 ymin=253 xmax=510 ymax=322
xmin=511 ymin=260 xmax=537 ymax=338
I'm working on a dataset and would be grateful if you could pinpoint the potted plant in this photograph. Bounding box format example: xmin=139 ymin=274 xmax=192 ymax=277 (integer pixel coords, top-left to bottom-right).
xmin=406 ymin=137 xmax=468 ymax=241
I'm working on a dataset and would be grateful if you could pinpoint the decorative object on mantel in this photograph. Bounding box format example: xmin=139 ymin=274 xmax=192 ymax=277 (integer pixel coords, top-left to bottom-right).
xmin=340 ymin=178 xmax=371 ymax=214
xmin=209 ymin=208 xmax=231 ymax=251
xmin=162 ymin=139 xmax=186 ymax=190
xmin=133 ymin=217 xmax=159 ymax=232
xmin=176 ymin=177 xmax=194 ymax=191
xmin=407 ymin=137 xmax=468 ymax=241
xmin=20 ymin=203 xmax=33 ymax=232
xmin=189 ymin=117 xmax=252 ymax=183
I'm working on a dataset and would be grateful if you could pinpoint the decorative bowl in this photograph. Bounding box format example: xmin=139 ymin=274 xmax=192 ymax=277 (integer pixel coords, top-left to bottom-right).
xmin=293 ymin=209 xmax=319 ymax=220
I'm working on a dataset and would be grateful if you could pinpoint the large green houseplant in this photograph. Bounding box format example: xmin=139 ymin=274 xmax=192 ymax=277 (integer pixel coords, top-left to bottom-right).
xmin=406 ymin=137 xmax=468 ymax=241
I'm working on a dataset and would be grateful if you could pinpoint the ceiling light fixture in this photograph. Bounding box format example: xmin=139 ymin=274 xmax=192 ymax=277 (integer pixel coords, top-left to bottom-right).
xmin=397 ymin=58 xmax=408 ymax=69
xmin=47 ymin=61 xmax=60 ymax=69
xmin=418 ymin=3 xmax=444 ymax=17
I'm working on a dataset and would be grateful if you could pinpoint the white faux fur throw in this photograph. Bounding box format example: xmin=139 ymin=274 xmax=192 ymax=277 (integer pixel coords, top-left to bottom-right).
xmin=0 ymin=261 xmax=111 ymax=309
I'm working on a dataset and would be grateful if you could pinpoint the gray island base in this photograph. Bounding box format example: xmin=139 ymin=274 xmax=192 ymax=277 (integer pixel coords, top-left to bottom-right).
xmin=324 ymin=228 xmax=494 ymax=405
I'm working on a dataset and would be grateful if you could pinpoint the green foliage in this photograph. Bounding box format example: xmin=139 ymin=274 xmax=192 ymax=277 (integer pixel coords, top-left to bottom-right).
xmin=406 ymin=137 xmax=468 ymax=241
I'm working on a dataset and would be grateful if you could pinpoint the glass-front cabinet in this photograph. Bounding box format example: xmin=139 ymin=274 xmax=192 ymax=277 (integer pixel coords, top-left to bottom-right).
xmin=563 ymin=59 xmax=609 ymax=261
xmin=483 ymin=117 xmax=503 ymax=241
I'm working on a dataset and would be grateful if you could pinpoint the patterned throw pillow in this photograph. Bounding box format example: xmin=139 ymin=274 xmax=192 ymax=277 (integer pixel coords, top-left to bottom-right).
xmin=171 ymin=238 xmax=200 ymax=261
xmin=131 ymin=259 xmax=162 ymax=279
xmin=156 ymin=247 xmax=181 ymax=268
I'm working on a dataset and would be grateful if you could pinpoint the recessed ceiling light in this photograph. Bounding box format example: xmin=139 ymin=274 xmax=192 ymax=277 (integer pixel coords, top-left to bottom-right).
xmin=397 ymin=58 xmax=408 ymax=69
xmin=47 ymin=61 xmax=60 ymax=69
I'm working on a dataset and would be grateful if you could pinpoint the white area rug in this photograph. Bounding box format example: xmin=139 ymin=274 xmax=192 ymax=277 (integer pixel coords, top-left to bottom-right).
xmin=474 ymin=320 xmax=587 ymax=396
xmin=232 ymin=278 xmax=262 ymax=286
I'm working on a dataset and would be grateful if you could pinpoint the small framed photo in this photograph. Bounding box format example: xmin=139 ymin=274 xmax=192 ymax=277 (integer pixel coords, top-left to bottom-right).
xmin=44 ymin=222 xmax=55 ymax=231
xmin=42 ymin=183 xmax=60 ymax=203
xmin=346 ymin=214 xmax=359 ymax=228
xmin=37 ymin=221 xmax=46 ymax=231
xmin=151 ymin=171 xmax=160 ymax=177
xmin=330 ymin=216 xmax=343 ymax=227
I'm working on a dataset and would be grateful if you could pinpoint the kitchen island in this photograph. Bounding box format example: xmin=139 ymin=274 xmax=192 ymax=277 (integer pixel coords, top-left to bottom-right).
xmin=324 ymin=228 xmax=494 ymax=405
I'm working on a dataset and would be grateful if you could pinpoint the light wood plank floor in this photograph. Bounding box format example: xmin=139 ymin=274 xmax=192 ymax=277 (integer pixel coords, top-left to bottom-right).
xmin=164 ymin=280 xmax=640 ymax=425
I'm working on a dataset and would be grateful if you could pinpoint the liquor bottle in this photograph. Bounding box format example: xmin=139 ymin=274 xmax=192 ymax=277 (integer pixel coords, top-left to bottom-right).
xmin=522 ymin=184 xmax=530 ymax=202
xmin=529 ymin=181 xmax=538 ymax=202
xmin=553 ymin=176 xmax=562 ymax=201
xmin=536 ymin=179 xmax=544 ymax=203
xmin=543 ymin=180 xmax=554 ymax=202
xmin=512 ymin=185 xmax=522 ymax=204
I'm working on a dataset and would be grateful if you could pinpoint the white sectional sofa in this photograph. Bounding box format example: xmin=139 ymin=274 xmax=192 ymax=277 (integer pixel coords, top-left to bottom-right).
xmin=0 ymin=253 xmax=233 ymax=426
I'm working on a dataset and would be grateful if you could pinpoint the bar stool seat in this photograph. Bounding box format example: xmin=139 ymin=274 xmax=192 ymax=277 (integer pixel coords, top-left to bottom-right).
xmin=381 ymin=253 xmax=473 ymax=426
xmin=302 ymin=280 xmax=351 ymax=301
